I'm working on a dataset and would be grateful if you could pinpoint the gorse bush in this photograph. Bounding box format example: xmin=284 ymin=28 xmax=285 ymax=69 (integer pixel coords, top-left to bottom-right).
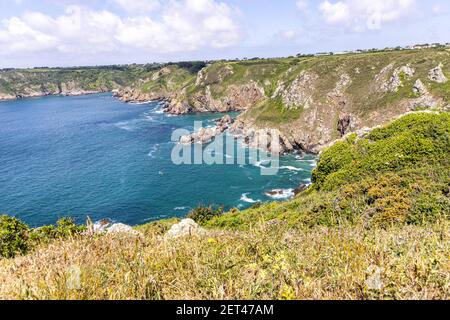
xmin=0 ymin=215 xmax=30 ymax=258
xmin=187 ymin=206 xmax=224 ymax=225
xmin=1 ymin=216 xmax=86 ymax=258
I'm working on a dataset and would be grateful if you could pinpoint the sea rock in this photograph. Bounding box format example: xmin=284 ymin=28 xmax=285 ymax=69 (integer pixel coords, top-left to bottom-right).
xmin=293 ymin=184 xmax=308 ymax=195
xmin=264 ymin=189 xmax=295 ymax=199
xmin=165 ymin=219 xmax=207 ymax=238
xmin=179 ymin=115 xmax=234 ymax=145
xmin=428 ymin=63 xmax=447 ymax=83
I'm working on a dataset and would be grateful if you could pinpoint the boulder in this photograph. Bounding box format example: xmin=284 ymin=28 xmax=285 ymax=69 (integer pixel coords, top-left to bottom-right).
xmin=107 ymin=223 xmax=140 ymax=235
xmin=165 ymin=219 xmax=207 ymax=238
xmin=428 ymin=63 xmax=448 ymax=83
xmin=412 ymin=79 xmax=428 ymax=95
xmin=88 ymin=220 xmax=140 ymax=236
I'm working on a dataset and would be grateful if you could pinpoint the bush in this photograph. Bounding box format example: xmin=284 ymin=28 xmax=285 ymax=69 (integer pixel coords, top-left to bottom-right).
xmin=55 ymin=217 xmax=86 ymax=237
xmin=187 ymin=206 xmax=224 ymax=225
xmin=0 ymin=215 xmax=30 ymax=258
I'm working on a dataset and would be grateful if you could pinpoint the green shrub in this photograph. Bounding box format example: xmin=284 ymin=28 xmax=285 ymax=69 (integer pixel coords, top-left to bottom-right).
xmin=187 ymin=206 xmax=224 ymax=225
xmin=55 ymin=217 xmax=86 ymax=237
xmin=0 ymin=215 xmax=30 ymax=258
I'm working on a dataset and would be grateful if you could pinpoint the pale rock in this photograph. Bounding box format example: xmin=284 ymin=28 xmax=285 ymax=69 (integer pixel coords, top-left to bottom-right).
xmin=412 ymin=79 xmax=428 ymax=95
xmin=365 ymin=266 xmax=383 ymax=291
xmin=165 ymin=219 xmax=207 ymax=238
xmin=428 ymin=63 xmax=448 ymax=83
xmin=107 ymin=223 xmax=140 ymax=235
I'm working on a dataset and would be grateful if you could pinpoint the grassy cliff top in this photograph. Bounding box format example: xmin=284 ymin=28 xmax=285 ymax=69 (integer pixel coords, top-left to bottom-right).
xmin=0 ymin=112 xmax=448 ymax=300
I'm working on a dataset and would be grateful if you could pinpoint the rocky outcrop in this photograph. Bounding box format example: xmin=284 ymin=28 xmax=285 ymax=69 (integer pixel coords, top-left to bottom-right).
xmin=412 ymin=79 xmax=428 ymax=95
xmin=179 ymin=115 xmax=234 ymax=144
xmin=380 ymin=65 xmax=415 ymax=92
xmin=87 ymin=220 xmax=141 ymax=236
xmin=165 ymin=219 xmax=207 ymax=238
xmin=408 ymin=79 xmax=441 ymax=110
xmin=428 ymin=64 xmax=447 ymax=83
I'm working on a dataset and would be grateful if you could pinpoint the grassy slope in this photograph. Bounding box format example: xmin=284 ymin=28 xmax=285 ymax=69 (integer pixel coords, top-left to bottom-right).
xmin=0 ymin=112 xmax=448 ymax=300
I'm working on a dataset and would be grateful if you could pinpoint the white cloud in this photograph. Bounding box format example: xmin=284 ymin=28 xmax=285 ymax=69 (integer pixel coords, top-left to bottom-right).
xmin=0 ymin=0 xmax=243 ymax=58
xmin=432 ymin=4 xmax=442 ymax=15
xmin=275 ymin=29 xmax=301 ymax=41
xmin=319 ymin=0 xmax=416 ymax=31
xmin=296 ymin=0 xmax=309 ymax=13
xmin=114 ymin=0 xmax=161 ymax=14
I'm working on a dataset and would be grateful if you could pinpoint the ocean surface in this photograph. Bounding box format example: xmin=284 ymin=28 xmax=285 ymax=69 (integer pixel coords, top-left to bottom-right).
xmin=0 ymin=93 xmax=315 ymax=227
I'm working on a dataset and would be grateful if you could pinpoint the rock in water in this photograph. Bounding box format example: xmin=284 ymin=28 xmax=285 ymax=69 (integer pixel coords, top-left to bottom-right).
xmin=166 ymin=219 xmax=207 ymax=238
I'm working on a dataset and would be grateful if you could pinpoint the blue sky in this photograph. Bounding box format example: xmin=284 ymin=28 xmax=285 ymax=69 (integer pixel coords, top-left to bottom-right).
xmin=0 ymin=0 xmax=449 ymax=68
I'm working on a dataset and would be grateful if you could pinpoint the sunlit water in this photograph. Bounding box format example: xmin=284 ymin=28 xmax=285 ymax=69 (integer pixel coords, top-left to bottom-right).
xmin=0 ymin=93 xmax=315 ymax=227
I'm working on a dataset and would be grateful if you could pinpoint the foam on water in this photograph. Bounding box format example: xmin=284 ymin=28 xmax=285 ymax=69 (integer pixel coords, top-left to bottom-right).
xmin=240 ymin=193 xmax=260 ymax=203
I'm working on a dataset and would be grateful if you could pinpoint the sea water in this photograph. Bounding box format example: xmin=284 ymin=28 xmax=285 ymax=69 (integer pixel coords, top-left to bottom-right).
xmin=0 ymin=93 xmax=315 ymax=226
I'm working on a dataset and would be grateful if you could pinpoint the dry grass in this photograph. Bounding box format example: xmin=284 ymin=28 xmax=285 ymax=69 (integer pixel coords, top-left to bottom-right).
xmin=1 ymin=220 xmax=448 ymax=300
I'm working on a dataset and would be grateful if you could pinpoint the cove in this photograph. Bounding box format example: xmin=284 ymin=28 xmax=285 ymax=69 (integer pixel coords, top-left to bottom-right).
xmin=0 ymin=93 xmax=315 ymax=227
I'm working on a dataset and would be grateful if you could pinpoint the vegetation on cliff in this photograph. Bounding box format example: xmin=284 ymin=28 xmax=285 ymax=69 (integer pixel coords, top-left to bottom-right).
xmin=0 ymin=112 xmax=448 ymax=300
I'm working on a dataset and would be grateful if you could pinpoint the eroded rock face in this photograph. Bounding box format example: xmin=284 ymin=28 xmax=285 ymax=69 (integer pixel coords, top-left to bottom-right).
xmin=188 ymin=82 xmax=264 ymax=113
xmin=165 ymin=219 xmax=207 ymax=238
xmin=274 ymin=71 xmax=319 ymax=109
xmin=328 ymin=73 xmax=352 ymax=100
xmin=409 ymin=79 xmax=440 ymax=111
xmin=380 ymin=65 xmax=415 ymax=92
xmin=337 ymin=115 xmax=355 ymax=136
xmin=428 ymin=63 xmax=448 ymax=83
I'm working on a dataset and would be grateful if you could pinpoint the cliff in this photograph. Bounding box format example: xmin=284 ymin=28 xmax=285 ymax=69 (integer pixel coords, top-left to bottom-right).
xmin=116 ymin=48 xmax=450 ymax=154
xmin=0 ymin=65 xmax=154 ymax=101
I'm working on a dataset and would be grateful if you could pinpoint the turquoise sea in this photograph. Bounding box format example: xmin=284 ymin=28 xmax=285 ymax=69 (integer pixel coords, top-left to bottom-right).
xmin=0 ymin=93 xmax=315 ymax=227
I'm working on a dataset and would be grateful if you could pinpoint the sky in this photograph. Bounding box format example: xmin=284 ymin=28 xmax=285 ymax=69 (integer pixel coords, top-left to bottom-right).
xmin=0 ymin=0 xmax=449 ymax=68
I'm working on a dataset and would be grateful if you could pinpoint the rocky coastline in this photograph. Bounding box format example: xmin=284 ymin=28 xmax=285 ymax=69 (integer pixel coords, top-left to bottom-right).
xmin=0 ymin=89 xmax=107 ymax=102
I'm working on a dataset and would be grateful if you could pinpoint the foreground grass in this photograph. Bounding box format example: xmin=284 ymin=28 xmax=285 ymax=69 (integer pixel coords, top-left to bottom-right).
xmin=0 ymin=220 xmax=448 ymax=300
